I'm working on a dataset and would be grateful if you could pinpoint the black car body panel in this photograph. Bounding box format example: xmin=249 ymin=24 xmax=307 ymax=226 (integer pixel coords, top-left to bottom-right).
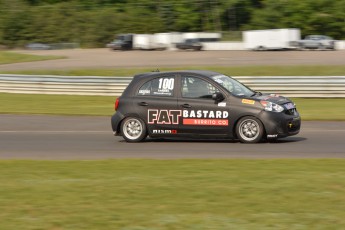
xmin=175 ymin=39 xmax=203 ymax=51
xmin=111 ymin=70 xmax=301 ymax=142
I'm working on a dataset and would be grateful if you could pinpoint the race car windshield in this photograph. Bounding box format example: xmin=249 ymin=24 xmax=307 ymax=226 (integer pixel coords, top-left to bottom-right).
xmin=211 ymin=75 xmax=254 ymax=97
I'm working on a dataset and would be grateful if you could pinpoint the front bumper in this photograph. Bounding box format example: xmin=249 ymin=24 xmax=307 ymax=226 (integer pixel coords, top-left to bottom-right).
xmin=259 ymin=110 xmax=301 ymax=138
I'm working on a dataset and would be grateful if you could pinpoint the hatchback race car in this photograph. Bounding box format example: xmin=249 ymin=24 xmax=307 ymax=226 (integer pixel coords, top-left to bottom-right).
xmin=111 ymin=70 xmax=301 ymax=143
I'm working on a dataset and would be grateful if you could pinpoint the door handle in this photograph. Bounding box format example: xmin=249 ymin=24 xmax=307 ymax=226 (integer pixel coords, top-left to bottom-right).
xmin=138 ymin=102 xmax=148 ymax=106
xmin=181 ymin=104 xmax=191 ymax=108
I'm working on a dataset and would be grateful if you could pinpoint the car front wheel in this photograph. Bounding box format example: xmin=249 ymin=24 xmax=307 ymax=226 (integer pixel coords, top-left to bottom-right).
xmin=121 ymin=117 xmax=147 ymax=142
xmin=236 ymin=116 xmax=264 ymax=143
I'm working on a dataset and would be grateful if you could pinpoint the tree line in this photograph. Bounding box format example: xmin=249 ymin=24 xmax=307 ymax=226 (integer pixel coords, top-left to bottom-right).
xmin=0 ymin=0 xmax=344 ymax=48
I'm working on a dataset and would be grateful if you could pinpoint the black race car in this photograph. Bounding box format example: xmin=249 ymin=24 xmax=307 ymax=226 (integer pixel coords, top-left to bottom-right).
xmin=175 ymin=39 xmax=203 ymax=51
xmin=111 ymin=70 xmax=301 ymax=143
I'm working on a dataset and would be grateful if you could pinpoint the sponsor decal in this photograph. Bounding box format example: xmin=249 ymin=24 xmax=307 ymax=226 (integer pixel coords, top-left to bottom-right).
xmin=242 ymin=99 xmax=255 ymax=105
xmin=267 ymin=134 xmax=278 ymax=138
xmin=218 ymin=102 xmax=226 ymax=107
xmin=183 ymin=119 xmax=228 ymax=126
xmin=148 ymin=109 xmax=229 ymax=126
xmin=183 ymin=110 xmax=228 ymax=119
xmin=139 ymin=89 xmax=150 ymax=95
xmin=148 ymin=109 xmax=181 ymax=124
xmin=153 ymin=78 xmax=175 ymax=96
xmin=183 ymin=110 xmax=229 ymax=126
xmin=284 ymin=103 xmax=295 ymax=110
xmin=153 ymin=129 xmax=177 ymax=134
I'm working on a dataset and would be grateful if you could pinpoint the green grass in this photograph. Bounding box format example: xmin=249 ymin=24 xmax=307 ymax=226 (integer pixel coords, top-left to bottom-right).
xmin=1 ymin=159 xmax=345 ymax=229
xmin=1 ymin=65 xmax=345 ymax=76
xmin=0 ymin=93 xmax=115 ymax=116
xmin=0 ymin=93 xmax=344 ymax=120
xmin=293 ymin=98 xmax=345 ymax=121
xmin=0 ymin=51 xmax=65 ymax=64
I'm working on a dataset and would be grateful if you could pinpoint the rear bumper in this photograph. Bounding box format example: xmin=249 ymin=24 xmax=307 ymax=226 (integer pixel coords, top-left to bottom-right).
xmin=111 ymin=112 xmax=125 ymax=136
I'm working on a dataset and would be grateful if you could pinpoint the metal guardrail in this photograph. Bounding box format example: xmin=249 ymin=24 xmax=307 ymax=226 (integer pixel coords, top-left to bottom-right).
xmin=0 ymin=74 xmax=345 ymax=97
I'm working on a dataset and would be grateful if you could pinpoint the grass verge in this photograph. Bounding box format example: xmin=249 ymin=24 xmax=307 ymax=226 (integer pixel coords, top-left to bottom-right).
xmin=1 ymin=65 xmax=345 ymax=76
xmin=291 ymin=98 xmax=345 ymax=120
xmin=0 ymin=51 xmax=65 ymax=65
xmin=0 ymin=93 xmax=344 ymax=120
xmin=0 ymin=93 xmax=115 ymax=116
xmin=0 ymin=159 xmax=345 ymax=229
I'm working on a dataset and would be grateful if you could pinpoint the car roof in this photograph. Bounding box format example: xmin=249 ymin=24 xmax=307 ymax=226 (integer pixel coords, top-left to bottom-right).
xmin=133 ymin=70 xmax=221 ymax=80
xmin=307 ymin=35 xmax=331 ymax=39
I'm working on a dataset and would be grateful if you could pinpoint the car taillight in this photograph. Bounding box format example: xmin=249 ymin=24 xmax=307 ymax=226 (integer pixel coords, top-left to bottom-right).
xmin=115 ymin=98 xmax=119 ymax=111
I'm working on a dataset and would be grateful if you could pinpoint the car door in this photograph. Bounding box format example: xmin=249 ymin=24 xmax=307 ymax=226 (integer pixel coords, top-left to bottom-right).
xmin=308 ymin=36 xmax=319 ymax=48
xmin=177 ymin=75 xmax=230 ymax=136
xmin=133 ymin=74 xmax=180 ymax=136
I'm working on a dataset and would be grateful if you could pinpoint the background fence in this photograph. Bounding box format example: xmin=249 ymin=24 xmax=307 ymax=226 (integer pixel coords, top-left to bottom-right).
xmin=1 ymin=74 xmax=345 ymax=98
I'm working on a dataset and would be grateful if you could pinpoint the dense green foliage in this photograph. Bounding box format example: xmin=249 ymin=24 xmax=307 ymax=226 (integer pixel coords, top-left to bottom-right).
xmin=0 ymin=0 xmax=344 ymax=48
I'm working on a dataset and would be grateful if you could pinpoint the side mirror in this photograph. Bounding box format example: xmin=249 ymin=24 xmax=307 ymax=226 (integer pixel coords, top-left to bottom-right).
xmin=212 ymin=92 xmax=224 ymax=102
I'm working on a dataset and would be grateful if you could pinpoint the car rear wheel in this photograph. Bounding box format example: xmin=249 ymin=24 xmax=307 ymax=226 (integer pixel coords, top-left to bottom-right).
xmin=236 ymin=116 xmax=264 ymax=143
xmin=121 ymin=117 xmax=147 ymax=142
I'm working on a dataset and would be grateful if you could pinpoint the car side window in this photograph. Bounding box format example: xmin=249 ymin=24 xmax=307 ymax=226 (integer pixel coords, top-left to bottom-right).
xmin=181 ymin=76 xmax=218 ymax=99
xmin=138 ymin=76 xmax=175 ymax=97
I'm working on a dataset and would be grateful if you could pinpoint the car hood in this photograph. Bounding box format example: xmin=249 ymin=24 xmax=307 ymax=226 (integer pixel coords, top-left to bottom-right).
xmin=251 ymin=93 xmax=292 ymax=105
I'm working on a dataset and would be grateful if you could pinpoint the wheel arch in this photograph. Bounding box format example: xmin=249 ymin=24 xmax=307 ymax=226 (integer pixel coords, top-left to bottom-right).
xmin=232 ymin=114 xmax=267 ymax=139
xmin=120 ymin=116 xmax=148 ymax=142
xmin=117 ymin=113 xmax=148 ymax=136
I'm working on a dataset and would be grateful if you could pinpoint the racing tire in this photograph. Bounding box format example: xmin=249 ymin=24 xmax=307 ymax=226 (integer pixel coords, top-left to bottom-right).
xmin=236 ymin=116 xmax=264 ymax=143
xmin=121 ymin=117 xmax=147 ymax=142
xmin=256 ymin=46 xmax=266 ymax=51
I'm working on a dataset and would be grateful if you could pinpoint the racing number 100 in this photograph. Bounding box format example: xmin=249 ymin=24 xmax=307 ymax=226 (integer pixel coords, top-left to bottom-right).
xmin=158 ymin=78 xmax=174 ymax=90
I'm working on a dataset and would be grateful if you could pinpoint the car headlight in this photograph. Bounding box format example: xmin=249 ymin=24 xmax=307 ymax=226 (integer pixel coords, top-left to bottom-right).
xmin=260 ymin=101 xmax=284 ymax=112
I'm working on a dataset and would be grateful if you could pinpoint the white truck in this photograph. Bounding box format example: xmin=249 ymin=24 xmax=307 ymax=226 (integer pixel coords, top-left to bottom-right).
xmin=182 ymin=32 xmax=221 ymax=42
xmin=133 ymin=34 xmax=167 ymax=50
xmin=243 ymin=28 xmax=301 ymax=50
xmin=154 ymin=32 xmax=184 ymax=50
xmin=107 ymin=32 xmax=222 ymax=51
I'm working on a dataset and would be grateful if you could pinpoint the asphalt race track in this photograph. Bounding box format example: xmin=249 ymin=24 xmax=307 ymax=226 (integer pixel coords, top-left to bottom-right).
xmin=0 ymin=114 xmax=344 ymax=159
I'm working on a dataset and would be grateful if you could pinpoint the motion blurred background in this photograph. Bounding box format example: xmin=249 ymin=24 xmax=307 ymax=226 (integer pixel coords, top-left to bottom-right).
xmin=0 ymin=0 xmax=344 ymax=48
xmin=1 ymin=1 xmax=345 ymax=229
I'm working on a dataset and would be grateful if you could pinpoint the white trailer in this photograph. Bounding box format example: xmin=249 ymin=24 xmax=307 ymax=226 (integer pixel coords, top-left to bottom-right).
xmin=183 ymin=32 xmax=221 ymax=42
xmin=154 ymin=32 xmax=184 ymax=50
xmin=243 ymin=28 xmax=301 ymax=50
xmin=114 ymin=32 xmax=222 ymax=51
xmin=154 ymin=32 xmax=221 ymax=50
xmin=133 ymin=34 xmax=166 ymax=50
